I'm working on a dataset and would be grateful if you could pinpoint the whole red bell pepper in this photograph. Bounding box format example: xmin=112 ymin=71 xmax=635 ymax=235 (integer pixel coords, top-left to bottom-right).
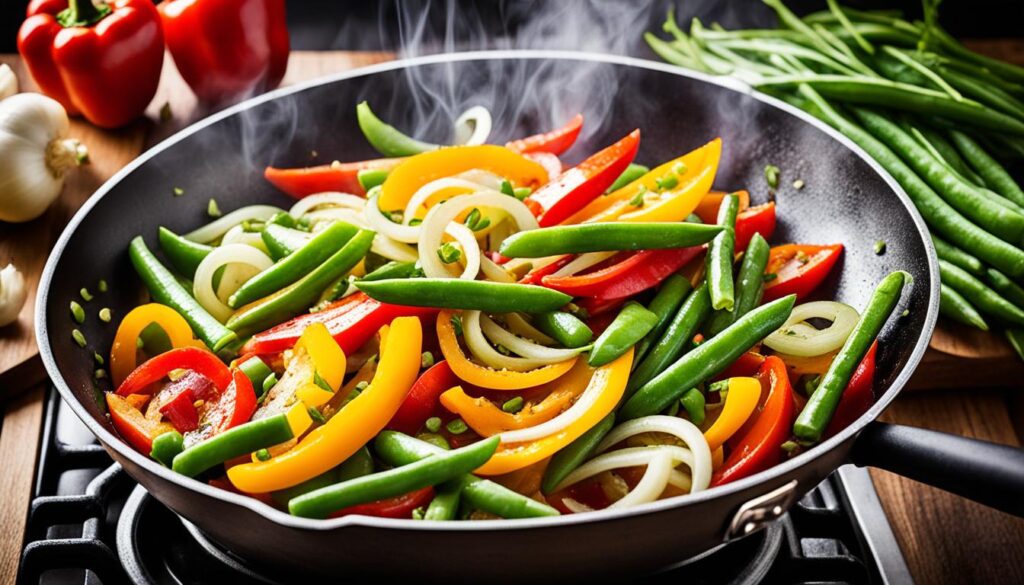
xmin=159 ymin=0 xmax=290 ymax=103
xmin=711 ymin=356 xmax=795 ymax=486
xmin=506 ymin=114 xmax=584 ymax=155
xmin=264 ymin=158 xmax=404 ymax=199
xmin=241 ymin=292 xmax=437 ymax=356
xmin=116 ymin=347 xmax=232 ymax=397
xmin=734 ymin=202 xmax=777 ymax=253
xmin=824 ymin=341 xmax=877 ymax=437
xmin=329 ymin=486 xmax=435 ymax=519
xmin=542 ymin=246 xmax=702 ymax=301
xmin=526 ymin=129 xmax=640 ymax=227
xmin=762 ymin=243 xmax=844 ymax=302
xmin=18 ymin=0 xmax=163 ymax=128
xmin=386 ymin=361 xmax=459 ymax=435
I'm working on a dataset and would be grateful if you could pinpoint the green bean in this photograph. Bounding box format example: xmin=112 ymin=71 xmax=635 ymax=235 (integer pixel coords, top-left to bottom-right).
xmin=929 ymin=26 xmax=1024 ymax=85
xmin=534 ymin=311 xmax=593 ymax=349
xmin=356 ymin=101 xmax=438 ymax=157
xmin=261 ymin=224 xmax=312 ymax=261
xmin=633 ymin=275 xmax=691 ymax=364
xmin=271 ymin=447 xmax=374 ymax=506
xmin=986 ymin=268 xmax=1024 ymax=308
xmin=423 ymin=484 xmax=461 ymax=521
xmin=850 ymin=108 xmax=1024 ymax=244
xmin=540 ymin=413 xmax=615 ymax=495
xmin=706 ymin=233 xmax=770 ymax=336
xmin=237 ymin=356 xmax=273 ymax=398
xmin=357 ymin=168 xmax=390 ymax=192
xmin=150 ymin=431 xmax=184 ymax=467
xmin=608 ymin=163 xmax=650 ymax=193
xmin=360 ymin=260 xmax=418 ymax=282
xmin=374 ymin=432 xmax=559 ymax=518
xmin=940 ymin=284 xmax=989 ymax=331
xmin=290 ymin=436 xmax=498 ymax=519
xmin=939 ymin=260 xmax=1024 ymax=326
xmin=931 ymin=235 xmax=984 ymax=277
xmin=679 ymin=388 xmax=706 ymax=426
xmin=355 ymin=279 xmax=572 ymax=314
xmin=795 ymin=272 xmax=906 ymax=442
xmin=128 ymin=237 xmax=237 ymax=351
xmin=909 ymin=124 xmax=985 ymax=186
xmin=621 ymin=294 xmax=796 ymax=420
xmin=498 ymin=222 xmax=723 ymax=258
xmin=934 ymin=65 xmax=1024 ymax=123
xmin=706 ymin=193 xmax=739 ymax=311
xmin=172 ymin=413 xmax=295 ymax=477
xmin=948 ymin=130 xmax=1024 ymax=208
xmin=158 ymin=227 xmax=213 ymax=277
xmin=229 ymin=221 xmax=360 ymax=308
xmin=796 ymin=85 xmax=1024 ymax=278
xmin=589 ymin=302 xmax=659 ymax=367
xmin=759 ymin=75 xmax=1024 ymax=135
xmin=1007 ymin=329 xmax=1024 ymax=362
xmin=627 ymin=282 xmax=713 ymax=397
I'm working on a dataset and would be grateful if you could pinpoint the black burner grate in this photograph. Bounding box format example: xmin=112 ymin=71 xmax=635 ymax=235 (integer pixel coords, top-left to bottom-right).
xmin=17 ymin=389 xmax=913 ymax=585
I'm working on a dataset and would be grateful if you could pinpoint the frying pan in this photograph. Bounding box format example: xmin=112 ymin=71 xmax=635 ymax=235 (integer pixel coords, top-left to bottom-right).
xmin=36 ymin=51 xmax=1024 ymax=581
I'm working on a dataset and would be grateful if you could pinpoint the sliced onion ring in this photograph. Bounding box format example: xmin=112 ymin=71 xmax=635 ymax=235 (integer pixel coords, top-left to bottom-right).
xmin=463 ymin=310 xmax=554 ymax=372
xmin=502 ymin=313 xmax=556 ymax=345
xmin=611 ymin=452 xmax=674 ymax=509
xmin=288 ymin=192 xmax=365 ymax=218
xmin=763 ymin=301 xmax=860 ymax=357
xmin=221 ymin=224 xmax=270 ymax=252
xmin=365 ymin=192 xmax=421 ymax=243
xmin=453 ymin=106 xmax=493 ymax=146
xmin=551 ymin=251 xmax=617 ymax=278
xmin=479 ymin=314 xmax=582 ymax=363
xmin=193 ymin=244 xmax=273 ymax=322
xmin=445 ymin=223 xmax=482 ymax=281
xmin=596 ymin=415 xmax=713 ymax=492
xmin=480 ymin=254 xmax=515 ymax=283
xmin=184 ymin=205 xmax=284 ymax=243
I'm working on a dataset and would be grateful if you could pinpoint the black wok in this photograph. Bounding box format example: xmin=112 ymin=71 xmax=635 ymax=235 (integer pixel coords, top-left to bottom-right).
xmin=36 ymin=51 xmax=1024 ymax=581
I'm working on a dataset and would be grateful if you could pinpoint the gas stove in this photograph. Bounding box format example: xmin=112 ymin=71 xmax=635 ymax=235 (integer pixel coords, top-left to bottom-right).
xmin=17 ymin=389 xmax=914 ymax=585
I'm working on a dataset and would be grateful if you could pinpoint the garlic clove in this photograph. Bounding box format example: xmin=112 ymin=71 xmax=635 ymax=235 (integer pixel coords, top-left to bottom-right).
xmin=0 ymin=263 xmax=27 ymax=327
xmin=0 ymin=64 xmax=17 ymax=101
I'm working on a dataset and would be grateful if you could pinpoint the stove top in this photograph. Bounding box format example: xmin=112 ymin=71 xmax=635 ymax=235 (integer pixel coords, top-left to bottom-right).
xmin=17 ymin=389 xmax=915 ymax=585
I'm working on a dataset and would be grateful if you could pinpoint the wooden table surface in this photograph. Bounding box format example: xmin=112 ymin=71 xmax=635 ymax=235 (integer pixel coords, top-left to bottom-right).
xmin=1 ymin=46 xmax=1023 ymax=584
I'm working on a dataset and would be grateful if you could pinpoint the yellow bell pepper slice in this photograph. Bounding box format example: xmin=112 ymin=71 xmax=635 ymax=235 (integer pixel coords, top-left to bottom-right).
xmin=567 ymin=138 xmax=721 ymax=224
xmin=440 ymin=362 xmax=591 ymax=436
xmin=379 ymin=145 xmax=550 ymax=210
xmin=436 ymin=310 xmax=577 ymax=390
xmin=703 ymin=376 xmax=761 ymax=451
xmin=227 ymin=317 xmax=422 ymax=493
xmin=475 ymin=349 xmax=633 ymax=476
xmin=110 ymin=303 xmax=200 ymax=385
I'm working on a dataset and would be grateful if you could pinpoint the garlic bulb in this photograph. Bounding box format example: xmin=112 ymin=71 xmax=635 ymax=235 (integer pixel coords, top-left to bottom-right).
xmin=0 ymin=93 xmax=87 ymax=223
xmin=0 ymin=264 xmax=27 ymax=327
xmin=0 ymin=64 xmax=16 ymax=101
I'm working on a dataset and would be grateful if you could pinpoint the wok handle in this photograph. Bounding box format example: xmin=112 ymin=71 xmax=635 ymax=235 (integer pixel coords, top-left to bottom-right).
xmin=850 ymin=421 xmax=1024 ymax=517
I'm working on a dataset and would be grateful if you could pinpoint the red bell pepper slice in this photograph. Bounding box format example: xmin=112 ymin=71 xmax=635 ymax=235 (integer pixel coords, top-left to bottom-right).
xmin=329 ymin=486 xmax=436 ymax=519
xmin=711 ymin=356 xmax=795 ymax=486
xmin=824 ymin=341 xmax=877 ymax=438
xmin=18 ymin=0 xmax=164 ymax=128
xmin=717 ymin=351 xmax=766 ymax=380
xmin=159 ymin=0 xmax=289 ymax=103
xmin=155 ymin=371 xmax=215 ymax=433
xmin=106 ymin=393 xmax=174 ymax=453
xmin=518 ymin=255 xmax=574 ymax=284
xmin=550 ymin=478 xmax=611 ymax=514
xmin=544 ymin=247 xmax=702 ymax=301
xmin=386 ymin=360 xmax=460 ymax=435
xmin=524 ymin=152 xmax=563 ymax=184
xmin=115 ymin=347 xmax=232 ymax=397
xmin=526 ymin=129 xmax=640 ymax=227
xmin=264 ymin=158 xmax=403 ymax=199
xmin=507 ymin=114 xmax=584 ymax=155
xmin=185 ymin=369 xmax=258 ymax=444
xmin=735 ymin=202 xmax=777 ymax=253
xmin=762 ymin=244 xmax=844 ymax=302
xmin=241 ymin=292 xmax=438 ymax=356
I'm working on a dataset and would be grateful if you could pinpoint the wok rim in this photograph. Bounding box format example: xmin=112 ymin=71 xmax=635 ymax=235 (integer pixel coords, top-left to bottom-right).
xmin=35 ymin=49 xmax=940 ymax=534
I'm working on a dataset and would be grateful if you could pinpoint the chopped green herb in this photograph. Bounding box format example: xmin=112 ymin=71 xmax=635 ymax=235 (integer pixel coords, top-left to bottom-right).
xmin=502 ymin=396 xmax=525 ymax=414
xmin=408 ymin=218 xmax=423 ymax=226
xmin=795 ymin=250 xmax=810 ymax=264
xmin=671 ymin=161 xmax=688 ymax=175
xmin=763 ymin=273 xmax=778 ymax=282
xmin=136 ymin=337 xmax=144 ymax=349
xmin=655 ymin=174 xmax=679 ymax=191
xmin=70 ymin=301 xmax=85 ymax=324
xmin=450 ymin=314 xmax=463 ymax=337
xmin=437 ymin=242 xmax=462 ymax=264
xmin=446 ymin=418 xmax=469 ymax=435
xmin=98 ymin=307 xmax=112 ymax=323
xmin=262 ymin=374 xmax=277 ymax=397
xmin=93 ymin=352 xmax=105 ymax=366
xmin=901 ymin=309 xmax=910 ymax=318
xmin=500 ymin=179 xmax=516 ymax=197
xmin=628 ymin=188 xmax=646 ymax=208
xmin=513 ymin=187 xmax=532 ymax=200
xmin=94 ymin=368 xmax=107 ymax=380
xmin=412 ymin=507 xmax=426 ymax=520
xmin=383 ymin=210 xmax=404 ymax=224
xmin=421 ymin=351 xmax=435 ymax=369
xmin=708 ymin=379 xmax=729 ymax=395
xmin=255 ymin=448 xmax=271 ymax=461
xmin=313 ymin=370 xmax=333 ymax=393
xmin=97 ymin=279 xmax=108 ymax=293
xmin=463 ymin=208 xmax=491 ymax=232
xmin=207 ymin=198 xmax=222 ymax=218
xmin=781 ymin=440 xmax=800 ymax=454
xmin=495 ymin=344 xmax=512 ymax=356
xmin=307 ymin=407 xmax=327 ymax=425
xmin=425 ymin=416 xmax=442 ymax=433
xmin=803 ymin=374 xmax=821 ymax=396
xmin=764 ymin=164 xmax=780 ymax=190
xmin=792 ymin=179 xmax=805 ymax=190
xmin=80 ymin=288 xmax=93 ymax=302
xmin=72 ymin=329 xmax=87 ymax=348
xmin=874 ymin=240 xmax=887 ymax=255
xmin=173 ymin=187 xmax=184 ymax=197
xmin=355 ymin=380 xmax=370 ymax=391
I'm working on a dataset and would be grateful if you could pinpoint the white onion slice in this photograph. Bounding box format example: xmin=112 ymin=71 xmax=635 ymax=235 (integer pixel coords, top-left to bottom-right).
xmin=221 ymin=225 xmax=269 ymax=252
xmin=303 ymin=208 xmax=414 ymax=263
xmin=596 ymin=415 xmax=713 ymax=492
xmin=480 ymin=255 xmax=515 ymax=283
xmin=552 ymin=445 xmax=693 ymax=493
xmin=669 ymin=470 xmax=693 ymax=492
xmin=480 ymin=314 xmax=582 ymax=362
xmin=503 ymin=313 xmax=556 ymax=345
xmin=184 ymin=205 xmax=284 ymax=243
xmin=216 ymin=263 xmax=261 ymax=303
xmin=402 ymin=177 xmax=482 ymax=227
xmin=561 ymin=498 xmax=594 ymax=513
xmin=487 ymin=217 xmax=514 ymax=251
xmin=497 ymin=358 xmax=612 ymax=444
xmin=458 ymin=169 xmax=504 ymax=191
xmin=611 ymin=451 xmax=674 ymax=509
xmin=454 ymin=106 xmax=493 ymax=146
xmin=551 ymin=251 xmax=617 ymax=278
xmin=445 ymin=223 xmax=482 ymax=281
xmin=365 ymin=192 xmax=421 ymax=243
xmin=193 ymin=244 xmax=274 ymax=322
xmin=419 ymin=192 xmax=537 ymax=279
xmin=463 ymin=311 xmax=554 ymax=372
xmin=288 ymin=192 xmax=365 ymax=218
xmin=305 ymin=208 xmax=368 ymax=227
xmin=763 ymin=301 xmax=860 ymax=357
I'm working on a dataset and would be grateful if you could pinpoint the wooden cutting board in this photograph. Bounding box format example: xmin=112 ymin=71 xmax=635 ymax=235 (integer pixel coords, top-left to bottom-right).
xmin=0 ymin=49 xmax=1021 ymax=399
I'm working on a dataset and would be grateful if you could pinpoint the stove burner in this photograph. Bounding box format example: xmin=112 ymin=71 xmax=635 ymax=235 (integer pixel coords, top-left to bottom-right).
xmin=17 ymin=389 xmax=914 ymax=585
